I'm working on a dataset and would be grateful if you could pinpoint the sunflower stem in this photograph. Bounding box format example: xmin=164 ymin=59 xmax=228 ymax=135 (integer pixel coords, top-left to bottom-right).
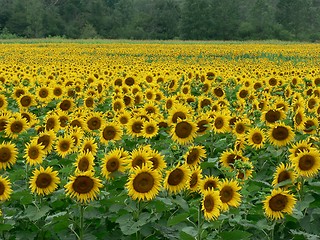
xmin=197 ymin=203 xmax=203 ymax=240
xmin=79 ymin=204 xmax=85 ymax=240
xmin=135 ymin=201 xmax=142 ymax=240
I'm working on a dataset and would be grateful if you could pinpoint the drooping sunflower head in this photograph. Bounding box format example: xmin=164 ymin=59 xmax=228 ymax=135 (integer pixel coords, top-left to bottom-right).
xmin=261 ymin=108 xmax=285 ymax=125
xmin=0 ymin=142 xmax=18 ymax=170
xmin=164 ymin=164 xmax=191 ymax=194
xmin=45 ymin=114 xmax=60 ymax=132
xmin=29 ymin=166 xmax=60 ymax=196
xmin=200 ymin=176 xmax=220 ymax=192
xmin=219 ymin=149 xmax=246 ymax=170
xmin=263 ymin=188 xmax=297 ymax=220
xmin=126 ymin=165 xmax=161 ymax=201
xmin=268 ymin=123 xmax=294 ymax=147
xmin=196 ymin=114 xmax=212 ymax=135
xmin=36 ymin=129 xmax=56 ymax=154
xmin=303 ymin=117 xmax=318 ymax=135
xmin=218 ymin=179 xmax=242 ymax=212
xmin=202 ymin=190 xmax=222 ymax=221
xmin=189 ymin=166 xmax=202 ymax=192
xmin=0 ymin=176 xmax=13 ymax=201
xmin=65 ymin=171 xmax=103 ymax=203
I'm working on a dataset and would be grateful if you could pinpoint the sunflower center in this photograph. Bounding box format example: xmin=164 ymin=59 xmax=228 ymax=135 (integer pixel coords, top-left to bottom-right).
xmin=20 ymin=96 xmax=32 ymax=107
xmin=132 ymin=121 xmax=143 ymax=133
xmin=59 ymin=140 xmax=70 ymax=151
xmin=272 ymin=126 xmax=289 ymax=141
xmin=269 ymin=194 xmax=288 ymax=211
xmin=294 ymin=113 xmax=303 ymax=125
xmin=10 ymin=121 xmax=23 ymax=133
xmin=197 ymin=120 xmax=208 ymax=133
xmin=214 ymin=87 xmax=224 ymax=97
xmin=132 ymin=156 xmax=145 ymax=168
xmin=249 ymin=132 xmax=261 ymax=144
xmin=78 ymin=157 xmax=89 ymax=171
xmin=189 ymin=173 xmax=198 ymax=188
xmin=102 ymin=126 xmax=116 ymax=140
xmin=235 ymin=123 xmax=245 ymax=134
xmin=60 ymin=100 xmax=71 ymax=111
xmin=21 ymin=113 xmax=31 ymax=123
xmin=200 ymin=99 xmax=211 ymax=108
xmin=53 ymin=88 xmax=62 ymax=96
xmin=187 ymin=149 xmax=200 ymax=165
xmin=265 ymin=110 xmax=280 ymax=123
xmin=106 ymin=157 xmax=120 ymax=172
xmin=239 ymin=89 xmax=248 ymax=98
xmin=72 ymin=176 xmax=94 ymax=194
xmin=277 ymin=170 xmax=290 ymax=183
xmin=0 ymin=147 xmax=11 ymax=163
xmin=168 ymin=168 xmax=184 ymax=186
xmin=28 ymin=146 xmax=40 ymax=159
xmin=87 ymin=117 xmax=101 ymax=130
xmin=204 ymin=195 xmax=215 ymax=212
xmin=0 ymin=181 xmax=5 ymax=195
xmin=146 ymin=125 xmax=156 ymax=134
xmin=0 ymin=119 xmax=7 ymax=131
xmin=269 ymin=78 xmax=277 ymax=86
xmin=298 ymin=154 xmax=315 ymax=171
xmin=220 ymin=186 xmax=234 ymax=203
xmin=214 ymin=117 xmax=224 ymax=129
xmin=175 ymin=121 xmax=193 ymax=139
xmin=206 ymin=178 xmax=218 ymax=189
xmin=39 ymin=89 xmax=48 ymax=98
xmin=172 ymin=112 xmax=186 ymax=123
xmin=120 ymin=116 xmax=129 ymax=124
xmin=36 ymin=173 xmax=52 ymax=188
xmin=0 ymin=98 xmax=4 ymax=108
xmin=133 ymin=172 xmax=154 ymax=193
xmin=85 ymin=97 xmax=94 ymax=107
xmin=304 ymin=120 xmax=315 ymax=133
xmin=46 ymin=118 xmax=56 ymax=130
xmin=37 ymin=135 xmax=50 ymax=149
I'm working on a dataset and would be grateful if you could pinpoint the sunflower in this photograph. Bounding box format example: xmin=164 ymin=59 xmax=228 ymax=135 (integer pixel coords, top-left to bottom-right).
xmin=126 ymin=165 xmax=161 ymax=201
xmin=142 ymin=120 xmax=159 ymax=139
xmin=268 ymin=123 xmax=294 ymax=147
xmin=200 ymin=176 xmax=220 ymax=192
xmin=29 ymin=166 xmax=60 ymax=196
xmin=65 ymin=171 xmax=103 ymax=203
xmin=202 ymin=190 xmax=222 ymax=221
xmin=18 ymin=94 xmax=35 ymax=109
xmin=0 ymin=176 xmax=13 ymax=201
xmin=246 ymin=127 xmax=266 ymax=149
xmin=261 ymin=108 xmax=285 ymax=125
xmin=291 ymin=149 xmax=320 ymax=178
xmin=170 ymin=119 xmax=197 ymax=145
xmin=126 ymin=147 xmax=151 ymax=170
xmin=100 ymin=122 xmax=123 ymax=144
xmin=184 ymin=145 xmax=206 ymax=168
xmin=293 ymin=109 xmax=306 ymax=131
xmin=5 ymin=115 xmax=28 ymax=139
xmin=36 ymin=129 xmax=56 ymax=154
xmin=112 ymin=99 xmax=125 ymax=112
xmin=101 ymin=149 xmax=126 ymax=179
xmin=81 ymin=137 xmax=98 ymax=156
xmin=117 ymin=111 xmax=131 ymax=125
xmin=219 ymin=149 xmax=247 ymax=170
xmin=0 ymin=94 xmax=8 ymax=111
xmin=58 ymin=98 xmax=74 ymax=112
xmin=218 ymin=179 xmax=242 ymax=212
xmin=52 ymin=85 xmax=64 ymax=99
xmin=147 ymin=149 xmax=167 ymax=172
xmin=189 ymin=166 xmax=202 ymax=192
xmin=272 ymin=163 xmax=297 ymax=188
xmin=263 ymin=188 xmax=296 ymax=220
xmin=196 ymin=114 xmax=211 ymax=135
xmin=127 ymin=117 xmax=145 ymax=138
xmin=85 ymin=112 xmax=104 ymax=131
xmin=74 ymin=152 xmax=95 ymax=173
xmin=288 ymin=139 xmax=314 ymax=162
xmin=24 ymin=140 xmax=45 ymax=166
xmin=212 ymin=111 xmax=230 ymax=133
xmin=45 ymin=114 xmax=60 ymax=132
xmin=164 ymin=164 xmax=191 ymax=194
xmin=36 ymin=86 xmax=52 ymax=103
xmin=0 ymin=142 xmax=18 ymax=170
xmin=0 ymin=112 xmax=11 ymax=132
xmin=167 ymin=103 xmax=191 ymax=125
xmin=232 ymin=119 xmax=250 ymax=137
xmin=303 ymin=117 xmax=318 ymax=135
xmin=55 ymin=136 xmax=74 ymax=158
xmin=20 ymin=111 xmax=39 ymax=128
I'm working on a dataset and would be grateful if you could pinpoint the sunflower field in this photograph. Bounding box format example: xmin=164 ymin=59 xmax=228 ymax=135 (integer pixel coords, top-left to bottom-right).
xmin=0 ymin=41 xmax=319 ymax=240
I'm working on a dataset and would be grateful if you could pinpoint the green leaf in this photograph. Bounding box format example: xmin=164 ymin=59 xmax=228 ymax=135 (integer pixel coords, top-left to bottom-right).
xmin=167 ymin=212 xmax=189 ymax=226
xmin=181 ymin=226 xmax=197 ymax=238
xmin=219 ymin=230 xmax=252 ymax=240
xmin=24 ymin=205 xmax=51 ymax=221
xmin=0 ymin=224 xmax=13 ymax=231
xmin=179 ymin=231 xmax=195 ymax=240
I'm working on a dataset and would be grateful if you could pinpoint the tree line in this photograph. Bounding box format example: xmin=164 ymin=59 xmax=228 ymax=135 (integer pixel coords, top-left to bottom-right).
xmin=0 ymin=0 xmax=320 ymax=41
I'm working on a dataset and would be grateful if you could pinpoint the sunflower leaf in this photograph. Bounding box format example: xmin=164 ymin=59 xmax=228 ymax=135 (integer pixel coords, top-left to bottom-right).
xmin=167 ymin=212 xmax=189 ymax=226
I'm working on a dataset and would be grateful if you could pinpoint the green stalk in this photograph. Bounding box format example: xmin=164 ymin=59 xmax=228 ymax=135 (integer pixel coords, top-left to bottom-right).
xmin=79 ymin=204 xmax=85 ymax=240
xmin=135 ymin=201 xmax=142 ymax=240
xmin=197 ymin=203 xmax=203 ymax=240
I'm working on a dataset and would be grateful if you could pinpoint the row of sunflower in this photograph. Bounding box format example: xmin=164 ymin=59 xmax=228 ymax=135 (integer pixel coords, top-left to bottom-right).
xmin=0 ymin=42 xmax=319 ymax=239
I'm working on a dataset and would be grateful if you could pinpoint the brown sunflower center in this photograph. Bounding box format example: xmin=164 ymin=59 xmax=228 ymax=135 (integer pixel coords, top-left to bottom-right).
xmin=10 ymin=121 xmax=23 ymax=133
xmin=200 ymin=99 xmax=211 ymax=108
xmin=78 ymin=157 xmax=89 ymax=171
xmin=132 ymin=121 xmax=143 ymax=133
xmin=189 ymin=173 xmax=198 ymax=188
xmin=0 ymin=98 xmax=4 ymax=108
xmin=214 ymin=117 xmax=224 ymax=129
xmin=252 ymin=132 xmax=263 ymax=144
xmin=60 ymin=100 xmax=71 ymax=111
xmin=239 ymin=89 xmax=248 ymax=98
xmin=87 ymin=117 xmax=101 ymax=130
xmin=168 ymin=168 xmax=184 ymax=186
xmin=133 ymin=172 xmax=154 ymax=193
xmin=53 ymin=87 xmax=62 ymax=96
xmin=20 ymin=96 xmax=32 ymax=107
xmin=197 ymin=120 xmax=208 ymax=133
xmin=59 ymin=140 xmax=70 ymax=152
xmin=59 ymin=116 xmax=68 ymax=127
xmin=39 ymin=89 xmax=49 ymax=98
xmin=235 ymin=123 xmax=245 ymax=134
xmin=172 ymin=112 xmax=186 ymax=123
xmin=298 ymin=154 xmax=315 ymax=171
xmin=175 ymin=121 xmax=193 ymax=139
xmin=308 ymin=99 xmax=316 ymax=109
xmin=36 ymin=173 xmax=52 ymax=188
xmin=119 ymin=116 xmax=129 ymax=124
xmin=277 ymin=170 xmax=290 ymax=183
xmin=220 ymin=186 xmax=234 ymax=203
xmin=0 ymin=119 xmax=7 ymax=131
xmin=125 ymin=77 xmax=135 ymax=86
xmin=272 ymin=126 xmax=289 ymax=141
xmin=146 ymin=125 xmax=156 ymax=134
xmin=37 ymin=135 xmax=50 ymax=149
xmin=204 ymin=195 xmax=215 ymax=212
xmin=265 ymin=110 xmax=280 ymax=123
xmin=85 ymin=97 xmax=94 ymax=107
xmin=204 ymin=180 xmax=217 ymax=190
xmin=102 ymin=126 xmax=116 ymax=140
xmin=186 ymin=149 xmax=200 ymax=165
xmin=304 ymin=120 xmax=315 ymax=133
xmin=28 ymin=146 xmax=40 ymax=159
xmin=214 ymin=87 xmax=224 ymax=97
xmin=269 ymin=194 xmax=288 ymax=211
xmin=46 ymin=117 xmax=56 ymax=130
xmin=0 ymin=147 xmax=11 ymax=163
xmin=294 ymin=112 xmax=303 ymax=125
xmin=72 ymin=176 xmax=94 ymax=194
xmin=132 ymin=156 xmax=145 ymax=168
xmin=269 ymin=78 xmax=277 ymax=86
xmin=106 ymin=157 xmax=120 ymax=172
